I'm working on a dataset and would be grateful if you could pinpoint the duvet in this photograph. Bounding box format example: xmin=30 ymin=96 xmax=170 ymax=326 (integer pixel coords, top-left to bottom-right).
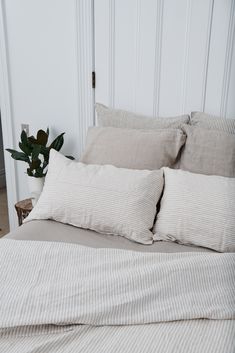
xmin=0 ymin=239 xmax=234 ymax=353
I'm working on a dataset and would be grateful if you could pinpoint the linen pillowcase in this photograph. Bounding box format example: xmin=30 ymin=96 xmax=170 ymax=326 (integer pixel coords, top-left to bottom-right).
xmin=153 ymin=168 xmax=235 ymax=252
xmin=96 ymin=103 xmax=190 ymax=129
xmin=180 ymin=124 xmax=235 ymax=177
xmin=80 ymin=126 xmax=186 ymax=170
xmin=190 ymin=112 xmax=235 ymax=134
xmin=25 ymin=150 xmax=164 ymax=245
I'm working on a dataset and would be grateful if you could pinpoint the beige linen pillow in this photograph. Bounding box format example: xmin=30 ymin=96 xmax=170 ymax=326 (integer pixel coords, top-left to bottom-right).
xmin=96 ymin=103 xmax=190 ymax=129
xmin=81 ymin=127 xmax=186 ymax=170
xmin=25 ymin=150 xmax=164 ymax=245
xmin=153 ymin=168 xmax=235 ymax=252
xmin=180 ymin=125 xmax=235 ymax=177
xmin=190 ymin=112 xmax=235 ymax=134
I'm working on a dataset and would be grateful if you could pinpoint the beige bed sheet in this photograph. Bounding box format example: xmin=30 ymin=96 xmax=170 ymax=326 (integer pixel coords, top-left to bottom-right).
xmin=5 ymin=220 xmax=213 ymax=253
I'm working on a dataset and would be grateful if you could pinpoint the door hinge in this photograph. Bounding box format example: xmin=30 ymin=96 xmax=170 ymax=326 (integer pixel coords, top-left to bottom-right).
xmin=92 ymin=71 xmax=96 ymax=89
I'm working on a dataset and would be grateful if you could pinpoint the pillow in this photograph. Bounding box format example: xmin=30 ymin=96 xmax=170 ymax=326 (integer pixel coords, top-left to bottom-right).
xmin=153 ymin=168 xmax=235 ymax=252
xmin=96 ymin=103 xmax=190 ymax=129
xmin=190 ymin=112 xmax=235 ymax=134
xmin=80 ymin=126 xmax=186 ymax=170
xmin=25 ymin=150 xmax=164 ymax=245
xmin=180 ymin=124 xmax=235 ymax=177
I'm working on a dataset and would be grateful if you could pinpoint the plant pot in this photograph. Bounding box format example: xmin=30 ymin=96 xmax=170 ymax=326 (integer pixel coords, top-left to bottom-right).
xmin=27 ymin=176 xmax=45 ymax=206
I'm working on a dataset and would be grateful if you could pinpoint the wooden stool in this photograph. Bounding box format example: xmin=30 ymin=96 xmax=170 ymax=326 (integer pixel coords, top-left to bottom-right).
xmin=15 ymin=199 xmax=33 ymax=226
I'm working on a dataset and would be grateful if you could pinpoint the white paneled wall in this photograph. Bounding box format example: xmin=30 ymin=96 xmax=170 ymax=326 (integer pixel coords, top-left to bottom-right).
xmin=95 ymin=0 xmax=235 ymax=118
xmin=0 ymin=0 xmax=235 ymax=228
xmin=0 ymin=0 xmax=94 ymax=227
xmin=0 ymin=117 xmax=5 ymax=188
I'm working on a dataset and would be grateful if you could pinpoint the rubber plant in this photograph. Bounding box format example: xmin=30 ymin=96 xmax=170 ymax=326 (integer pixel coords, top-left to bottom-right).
xmin=6 ymin=128 xmax=74 ymax=177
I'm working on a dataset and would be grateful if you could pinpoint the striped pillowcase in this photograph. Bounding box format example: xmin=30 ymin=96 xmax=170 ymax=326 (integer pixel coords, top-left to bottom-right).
xmin=25 ymin=150 xmax=164 ymax=245
xmin=153 ymin=168 xmax=235 ymax=252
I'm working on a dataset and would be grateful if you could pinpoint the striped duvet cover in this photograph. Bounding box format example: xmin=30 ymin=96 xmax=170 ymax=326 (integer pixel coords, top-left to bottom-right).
xmin=0 ymin=239 xmax=234 ymax=352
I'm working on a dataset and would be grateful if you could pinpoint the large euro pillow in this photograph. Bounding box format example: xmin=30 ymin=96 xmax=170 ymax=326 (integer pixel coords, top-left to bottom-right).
xmin=180 ymin=125 xmax=235 ymax=177
xmin=96 ymin=103 xmax=189 ymax=129
xmin=80 ymin=127 xmax=186 ymax=170
xmin=153 ymin=168 xmax=235 ymax=252
xmin=25 ymin=150 xmax=164 ymax=245
xmin=190 ymin=111 xmax=235 ymax=134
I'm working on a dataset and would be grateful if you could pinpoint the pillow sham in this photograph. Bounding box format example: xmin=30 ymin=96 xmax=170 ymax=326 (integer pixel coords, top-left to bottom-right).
xmin=96 ymin=103 xmax=190 ymax=129
xmin=80 ymin=126 xmax=186 ymax=170
xmin=25 ymin=150 xmax=164 ymax=245
xmin=190 ymin=111 xmax=235 ymax=134
xmin=180 ymin=124 xmax=235 ymax=177
xmin=153 ymin=168 xmax=235 ymax=252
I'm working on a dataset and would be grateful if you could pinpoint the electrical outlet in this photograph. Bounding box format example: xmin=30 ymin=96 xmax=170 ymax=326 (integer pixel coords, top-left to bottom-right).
xmin=21 ymin=124 xmax=29 ymax=136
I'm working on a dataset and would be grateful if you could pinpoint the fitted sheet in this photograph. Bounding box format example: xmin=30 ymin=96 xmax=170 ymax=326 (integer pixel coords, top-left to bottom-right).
xmin=5 ymin=220 xmax=213 ymax=253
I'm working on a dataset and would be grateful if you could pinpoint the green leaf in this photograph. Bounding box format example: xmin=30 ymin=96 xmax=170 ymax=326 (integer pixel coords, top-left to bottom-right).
xmin=49 ymin=133 xmax=65 ymax=151
xmin=66 ymin=155 xmax=75 ymax=160
xmin=28 ymin=135 xmax=39 ymax=145
xmin=20 ymin=130 xmax=28 ymax=145
xmin=6 ymin=148 xmax=18 ymax=154
xmin=27 ymin=168 xmax=33 ymax=177
xmin=6 ymin=149 xmax=29 ymax=163
xmin=31 ymin=144 xmax=41 ymax=160
xmin=36 ymin=129 xmax=48 ymax=146
xmin=34 ymin=168 xmax=45 ymax=178
xmin=29 ymin=159 xmax=41 ymax=171
xmin=40 ymin=146 xmax=50 ymax=164
xmin=19 ymin=142 xmax=31 ymax=155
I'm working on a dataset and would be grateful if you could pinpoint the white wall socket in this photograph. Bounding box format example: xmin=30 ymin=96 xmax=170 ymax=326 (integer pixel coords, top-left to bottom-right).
xmin=21 ymin=124 xmax=29 ymax=136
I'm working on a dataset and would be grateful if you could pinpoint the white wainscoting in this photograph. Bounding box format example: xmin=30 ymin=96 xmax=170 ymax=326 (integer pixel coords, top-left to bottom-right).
xmin=94 ymin=0 xmax=235 ymax=119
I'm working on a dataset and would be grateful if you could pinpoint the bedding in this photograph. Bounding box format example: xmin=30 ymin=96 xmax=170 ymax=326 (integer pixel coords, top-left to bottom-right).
xmin=5 ymin=220 xmax=213 ymax=252
xmin=81 ymin=126 xmax=186 ymax=170
xmin=0 ymin=239 xmax=234 ymax=353
xmin=1 ymin=321 xmax=234 ymax=353
xmin=96 ymin=103 xmax=190 ymax=129
xmin=180 ymin=124 xmax=235 ymax=177
xmin=153 ymin=168 xmax=235 ymax=252
xmin=191 ymin=111 xmax=235 ymax=133
xmin=24 ymin=150 xmax=164 ymax=245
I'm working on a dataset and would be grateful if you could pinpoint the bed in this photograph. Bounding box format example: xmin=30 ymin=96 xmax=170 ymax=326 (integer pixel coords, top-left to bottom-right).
xmin=5 ymin=219 xmax=213 ymax=253
xmin=0 ymin=108 xmax=234 ymax=353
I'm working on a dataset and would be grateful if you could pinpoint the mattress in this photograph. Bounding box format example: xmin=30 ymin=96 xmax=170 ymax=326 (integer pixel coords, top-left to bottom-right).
xmin=5 ymin=220 xmax=213 ymax=253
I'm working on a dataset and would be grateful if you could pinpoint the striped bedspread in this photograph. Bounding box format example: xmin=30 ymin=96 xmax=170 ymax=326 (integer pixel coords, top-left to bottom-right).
xmin=0 ymin=239 xmax=234 ymax=352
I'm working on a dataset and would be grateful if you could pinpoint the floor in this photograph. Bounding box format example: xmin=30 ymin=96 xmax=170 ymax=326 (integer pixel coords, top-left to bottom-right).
xmin=0 ymin=187 xmax=9 ymax=237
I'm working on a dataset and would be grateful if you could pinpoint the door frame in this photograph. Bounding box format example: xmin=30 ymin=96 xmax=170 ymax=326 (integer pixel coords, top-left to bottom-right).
xmin=0 ymin=0 xmax=18 ymax=230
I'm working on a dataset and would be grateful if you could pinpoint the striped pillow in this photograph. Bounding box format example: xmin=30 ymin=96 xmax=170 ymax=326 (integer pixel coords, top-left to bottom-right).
xmin=25 ymin=150 xmax=164 ymax=245
xmin=153 ymin=168 xmax=235 ymax=252
xmin=190 ymin=112 xmax=235 ymax=134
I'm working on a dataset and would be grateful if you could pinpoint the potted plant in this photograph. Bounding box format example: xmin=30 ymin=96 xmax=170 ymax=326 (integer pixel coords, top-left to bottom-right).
xmin=6 ymin=128 xmax=74 ymax=206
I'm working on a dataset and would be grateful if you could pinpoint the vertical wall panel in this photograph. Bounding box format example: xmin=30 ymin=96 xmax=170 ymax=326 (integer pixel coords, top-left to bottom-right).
xmin=114 ymin=0 xmax=136 ymax=110
xmin=183 ymin=0 xmax=214 ymax=114
xmin=133 ymin=0 xmax=160 ymax=116
xmin=2 ymin=0 xmax=94 ymax=203
xmin=158 ymin=0 xmax=188 ymax=115
xmin=94 ymin=0 xmax=113 ymax=107
xmin=226 ymin=30 xmax=235 ymax=119
xmin=95 ymin=0 xmax=235 ymax=119
xmin=75 ymin=0 xmax=94 ymax=149
xmin=204 ymin=0 xmax=234 ymax=116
